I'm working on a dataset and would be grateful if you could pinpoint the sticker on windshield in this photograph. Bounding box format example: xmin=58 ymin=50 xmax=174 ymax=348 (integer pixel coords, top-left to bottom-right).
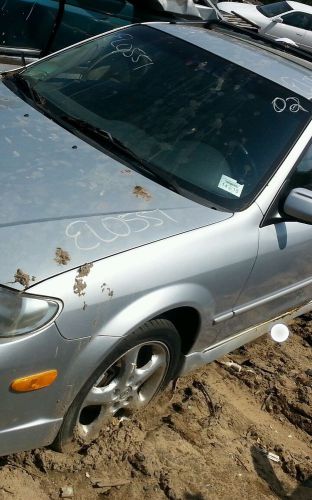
xmin=218 ymin=175 xmax=244 ymax=198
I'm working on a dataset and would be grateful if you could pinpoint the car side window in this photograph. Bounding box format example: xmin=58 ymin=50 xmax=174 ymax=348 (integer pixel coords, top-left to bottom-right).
xmin=288 ymin=143 xmax=312 ymax=191
xmin=281 ymin=11 xmax=312 ymax=30
xmin=305 ymin=13 xmax=312 ymax=31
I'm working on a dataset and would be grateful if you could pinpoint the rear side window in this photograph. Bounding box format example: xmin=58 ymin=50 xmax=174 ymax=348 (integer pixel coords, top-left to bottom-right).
xmin=282 ymin=11 xmax=312 ymax=30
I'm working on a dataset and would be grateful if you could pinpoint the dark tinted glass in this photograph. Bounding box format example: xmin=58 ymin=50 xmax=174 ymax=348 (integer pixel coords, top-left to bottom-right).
xmin=289 ymin=143 xmax=312 ymax=191
xmin=6 ymin=25 xmax=312 ymax=211
xmin=282 ymin=11 xmax=312 ymax=29
xmin=258 ymin=1 xmax=292 ymax=17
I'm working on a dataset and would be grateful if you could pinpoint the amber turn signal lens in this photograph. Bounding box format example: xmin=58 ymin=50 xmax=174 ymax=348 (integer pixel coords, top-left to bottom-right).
xmin=11 ymin=370 xmax=58 ymax=392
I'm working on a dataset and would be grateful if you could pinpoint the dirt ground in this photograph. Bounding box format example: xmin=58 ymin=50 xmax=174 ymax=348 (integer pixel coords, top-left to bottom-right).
xmin=0 ymin=315 xmax=311 ymax=500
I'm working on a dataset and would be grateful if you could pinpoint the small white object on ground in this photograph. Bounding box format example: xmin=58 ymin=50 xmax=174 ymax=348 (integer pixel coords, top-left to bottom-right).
xmin=267 ymin=452 xmax=280 ymax=463
xmin=270 ymin=324 xmax=289 ymax=343
xmin=60 ymin=486 xmax=74 ymax=498
xmin=224 ymin=361 xmax=242 ymax=372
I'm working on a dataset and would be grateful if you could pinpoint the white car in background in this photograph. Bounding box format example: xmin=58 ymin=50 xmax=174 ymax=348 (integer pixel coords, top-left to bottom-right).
xmin=218 ymin=1 xmax=312 ymax=52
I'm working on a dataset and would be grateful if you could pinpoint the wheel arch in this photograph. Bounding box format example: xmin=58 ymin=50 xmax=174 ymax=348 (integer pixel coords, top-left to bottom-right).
xmin=155 ymin=306 xmax=201 ymax=355
xmin=98 ymin=282 xmax=213 ymax=354
xmin=52 ymin=284 xmax=212 ymax=427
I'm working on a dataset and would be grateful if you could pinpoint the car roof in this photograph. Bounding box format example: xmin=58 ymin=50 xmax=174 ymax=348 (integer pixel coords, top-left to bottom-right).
xmin=287 ymin=1 xmax=312 ymax=14
xmin=149 ymin=23 xmax=312 ymax=99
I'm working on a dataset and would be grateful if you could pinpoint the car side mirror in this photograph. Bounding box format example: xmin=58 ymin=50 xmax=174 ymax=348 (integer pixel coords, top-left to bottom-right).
xmin=284 ymin=188 xmax=312 ymax=224
xmin=272 ymin=16 xmax=283 ymax=23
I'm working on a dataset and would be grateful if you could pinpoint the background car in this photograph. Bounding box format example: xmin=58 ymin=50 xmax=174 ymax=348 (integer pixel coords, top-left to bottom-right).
xmin=0 ymin=0 xmax=213 ymax=64
xmin=0 ymin=19 xmax=312 ymax=456
xmin=218 ymin=1 xmax=312 ymax=52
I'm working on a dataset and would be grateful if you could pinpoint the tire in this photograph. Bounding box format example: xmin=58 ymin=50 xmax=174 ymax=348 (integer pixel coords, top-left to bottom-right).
xmin=52 ymin=319 xmax=181 ymax=452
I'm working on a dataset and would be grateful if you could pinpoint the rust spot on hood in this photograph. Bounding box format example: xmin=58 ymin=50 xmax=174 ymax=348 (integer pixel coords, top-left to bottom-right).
xmin=55 ymin=247 xmax=71 ymax=266
xmin=133 ymin=185 xmax=151 ymax=201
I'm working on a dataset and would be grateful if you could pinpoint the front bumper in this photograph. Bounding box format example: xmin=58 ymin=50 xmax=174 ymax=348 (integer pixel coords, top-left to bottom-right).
xmin=0 ymin=417 xmax=63 ymax=457
xmin=0 ymin=320 xmax=120 ymax=456
xmin=0 ymin=323 xmax=88 ymax=456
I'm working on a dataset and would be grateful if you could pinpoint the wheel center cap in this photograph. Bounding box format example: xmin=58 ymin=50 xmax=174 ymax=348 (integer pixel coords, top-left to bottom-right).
xmin=119 ymin=387 xmax=132 ymax=400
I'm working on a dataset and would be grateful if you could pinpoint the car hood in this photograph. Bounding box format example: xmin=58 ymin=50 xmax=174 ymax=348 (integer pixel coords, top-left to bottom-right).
xmin=0 ymin=82 xmax=232 ymax=289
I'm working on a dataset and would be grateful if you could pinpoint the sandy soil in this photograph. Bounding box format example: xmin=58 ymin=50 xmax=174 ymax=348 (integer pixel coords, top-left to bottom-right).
xmin=0 ymin=315 xmax=311 ymax=500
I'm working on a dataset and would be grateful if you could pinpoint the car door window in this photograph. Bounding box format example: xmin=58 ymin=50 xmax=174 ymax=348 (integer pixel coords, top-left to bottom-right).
xmin=288 ymin=142 xmax=312 ymax=191
xmin=0 ymin=0 xmax=59 ymax=53
xmin=304 ymin=13 xmax=312 ymax=31
xmin=50 ymin=0 xmax=140 ymax=53
xmin=65 ymin=0 xmax=128 ymax=14
xmin=281 ymin=11 xmax=311 ymax=29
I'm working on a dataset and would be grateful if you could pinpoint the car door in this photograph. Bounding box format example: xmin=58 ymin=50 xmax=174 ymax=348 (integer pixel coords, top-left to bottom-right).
xmin=0 ymin=0 xmax=60 ymax=56
xmin=230 ymin=141 xmax=312 ymax=334
xmin=261 ymin=10 xmax=311 ymax=48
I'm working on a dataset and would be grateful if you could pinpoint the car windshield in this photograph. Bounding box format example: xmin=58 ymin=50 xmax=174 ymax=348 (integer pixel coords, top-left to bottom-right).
xmin=257 ymin=1 xmax=292 ymax=18
xmin=4 ymin=25 xmax=312 ymax=211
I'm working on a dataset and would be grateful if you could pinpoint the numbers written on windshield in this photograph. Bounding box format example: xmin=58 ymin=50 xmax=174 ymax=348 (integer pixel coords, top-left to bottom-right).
xmin=272 ymin=96 xmax=309 ymax=113
xmin=110 ymin=33 xmax=154 ymax=71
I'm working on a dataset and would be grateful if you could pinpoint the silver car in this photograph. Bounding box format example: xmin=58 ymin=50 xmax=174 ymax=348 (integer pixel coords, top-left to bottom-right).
xmin=0 ymin=20 xmax=312 ymax=456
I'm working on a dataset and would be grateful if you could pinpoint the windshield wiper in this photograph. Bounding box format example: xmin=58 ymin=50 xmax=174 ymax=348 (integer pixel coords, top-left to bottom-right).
xmin=5 ymin=73 xmax=46 ymax=108
xmin=60 ymin=115 xmax=180 ymax=194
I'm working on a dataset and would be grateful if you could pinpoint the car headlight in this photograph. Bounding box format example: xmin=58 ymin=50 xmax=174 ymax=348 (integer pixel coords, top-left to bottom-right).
xmin=0 ymin=286 xmax=61 ymax=338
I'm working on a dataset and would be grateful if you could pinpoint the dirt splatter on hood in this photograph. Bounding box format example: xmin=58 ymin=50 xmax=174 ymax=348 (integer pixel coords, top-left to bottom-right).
xmin=133 ymin=185 xmax=152 ymax=201
xmin=13 ymin=268 xmax=35 ymax=289
xmin=55 ymin=247 xmax=71 ymax=266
